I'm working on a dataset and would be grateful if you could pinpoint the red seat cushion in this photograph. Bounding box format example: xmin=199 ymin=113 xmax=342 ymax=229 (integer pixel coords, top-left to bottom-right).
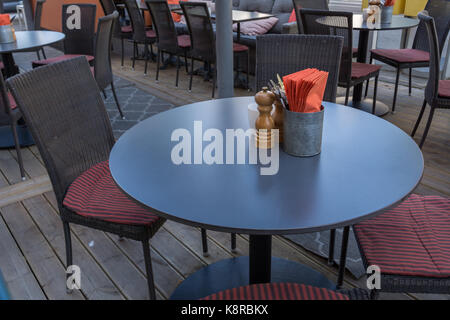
xmin=0 ymin=61 xmax=3 ymax=69
xmin=7 ymin=92 xmax=17 ymax=110
xmin=351 ymin=62 xmax=381 ymax=79
xmin=354 ymin=194 xmax=450 ymax=278
xmin=438 ymin=80 xmax=450 ymax=98
xmin=201 ymin=283 xmax=349 ymax=300
xmin=32 ymin=54 xmax=94 ymax=67
xmin=121 ymin=25 xmax=132 ymax=33
xmin=371 ymin=48 xmax=429 ymax=63
xmin=177 ymin=35 xmax=191 ymax=48
xmin=146 ymin=29 xmax=156 ymax=38
xmin=63 ymin=161 xmax=162 ymax=226
xmin=233 ymin=42 xmax=248 ymax=52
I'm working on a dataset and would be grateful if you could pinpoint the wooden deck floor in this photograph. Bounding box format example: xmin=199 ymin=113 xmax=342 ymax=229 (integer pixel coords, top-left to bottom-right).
xmin=0 ymin=50 xmax=448 ymax=300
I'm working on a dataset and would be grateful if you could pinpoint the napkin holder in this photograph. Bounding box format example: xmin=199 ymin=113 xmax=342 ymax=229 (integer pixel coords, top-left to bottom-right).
xmin=283 ymin=106 xmax=324 ymax=157
xmin=0 ymin=24 xmax=15 ymax=43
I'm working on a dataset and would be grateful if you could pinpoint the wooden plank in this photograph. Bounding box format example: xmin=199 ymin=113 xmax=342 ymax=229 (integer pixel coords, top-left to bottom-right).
xmin=0 ymin=175 xmax=52 ymax=208
xmin=0 ymin=202 xmax=85 ymax=300
xmin=22 ymin=195 xmax=124 ymax=300
xmin=0 ymin=215 xmax=46 ymax=300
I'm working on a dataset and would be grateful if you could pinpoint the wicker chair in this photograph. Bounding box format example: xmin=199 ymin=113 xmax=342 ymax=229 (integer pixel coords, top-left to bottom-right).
xmin=365 ymin=0 xmax=450 ymax=113
xmin=300 ymin=9 xmax=381 ymax=114
xmin=0 ymin=73 xmax=25 ymax=180
xmin=145 ymin=0 xmax=191 ymax=87
xmin=100 ymin=0 xmax=133 ymax=67
xmin=124 ymin=0 xmax=156 ymax=74
xmin=32 ymin=4 xmax=96 ymax=68
xmin=411 ymin=11 xmax=450 ymax=148
xmin=6 ymin=57 xmax=165 ymax=299
xmin=180 ymin=1 xmax=250 ymax=98
xmin=255 ymin=34 xmax=343 ymax=101
xmin=201 ymin=283 xmax=370 ymax=300
xmin=92 ymin=11 xmax=124 ymax=119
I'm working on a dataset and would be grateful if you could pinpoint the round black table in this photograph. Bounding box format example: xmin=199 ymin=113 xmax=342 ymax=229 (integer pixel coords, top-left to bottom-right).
xmin=0 ymin=30 xmax=65 ymax=148
xmin=109 ymin=96 xmax=423 ymax=299
xmin=318 ymin=14 xmax=419 ymax=116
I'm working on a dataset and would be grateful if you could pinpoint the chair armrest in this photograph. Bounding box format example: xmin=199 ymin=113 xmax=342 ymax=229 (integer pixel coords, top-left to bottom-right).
xmin=282 ymin=22 xmax=298 ymax=34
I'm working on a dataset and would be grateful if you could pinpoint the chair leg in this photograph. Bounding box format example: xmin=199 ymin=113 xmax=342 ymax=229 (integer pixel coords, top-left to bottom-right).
xmin=328 ymin=229 xmax=336 ymax=266
xmin=189 ymin=57 xmax=194 ymax=92
xmin=336 ymin=226 xmax=350 ymax=289
xmin=231 ymin=233 xmax=237 ymax=253
xmin=102 ymin=89 xmax=107 ymax=99
xmin=36 ymin=50 xmax=41 ymax=60
xmin=156 ymin=48 xmax=160 ymax=82
xmin=142 ymin=239 xmax=156 ymax=300
xmin=212 ymin=65 xmax=216 ymax=99
xmin=344 ymin=87 xmax=350 ymax=106
xmin=392 ymin=68 xmax=400 ymax=113
xmin=121 ymin=37 xmax=124 ymax=67
xmin=412 ymin=99 xmax=427 ymax=137
xmin=41 ymin=48 xmax=47 ymax=60
xmin=111 ymin=82 xmax=125 ymax=119
xmin=201 ymin=228 xmax=209 ymax=257
xmin=62 ymin=220 xmax=73 ymax=294
xmin=246 ymin=50 xmax=250 ymax=91
xmin=11 ymin=120 xmax=25 ymax=180
xmin=409 ymin=68 xmax=412 ymax=96
xmin=184 ymin=51 xmax=188 ymax=73
xmin=364 ymin=57 xmax=373 ymax=98
xmin=132 ymin=42 xmax=137 ymax=70
xmin=144 ymin=44 xmax=149 ymax=75
xmin=175 ymin=54 xmax=180 ymax=87
xmin=372 ymin=75 xmax=379 ymax=115
xmin=419 ymin=106 xmax=435 ymax=149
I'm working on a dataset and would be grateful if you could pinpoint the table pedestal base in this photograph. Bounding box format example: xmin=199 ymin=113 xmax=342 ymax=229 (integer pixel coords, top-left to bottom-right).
xmin=170 ymin=256 xmax=335 ymax=300
xmin=336 ymin=97 xmax=390 ymax=117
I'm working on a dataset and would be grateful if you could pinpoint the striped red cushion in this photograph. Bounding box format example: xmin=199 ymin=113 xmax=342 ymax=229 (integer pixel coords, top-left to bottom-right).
xmin=354 ymin=194 xmax=450 ymax=278
xmin=63 ymin=161 xmax=161 ymax=226
xmin=32 ymin=54 xmax=95 ymax=67
xmin=201 ymin=283 xmax=349 ymax=300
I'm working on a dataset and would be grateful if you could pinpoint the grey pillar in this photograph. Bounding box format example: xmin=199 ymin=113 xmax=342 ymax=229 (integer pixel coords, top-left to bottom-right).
xmin=215 ymin=0 xmax=234 ymax=98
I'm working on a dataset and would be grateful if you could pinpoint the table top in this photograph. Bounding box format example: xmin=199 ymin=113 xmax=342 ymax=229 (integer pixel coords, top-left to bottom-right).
xmin=110 ymin=97 xmax=423 ymax=235
xmin=0 ymin=31 xmax=65 ymax=54
xmin=318 ymin=14 xmax=419 ymax=31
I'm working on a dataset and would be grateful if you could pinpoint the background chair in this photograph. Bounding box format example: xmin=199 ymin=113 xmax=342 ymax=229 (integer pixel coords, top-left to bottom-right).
xmin=365 ymin=0 xmax=450 ymax=113
xmin=124 ymin=0 xmax=156 ymax=74
xmin=0 ymin=74 xmax=25 ymax=180
xmin=100 ymin=0 xmax=133 ymax=67
xmin=6 ymin=57 xmax=165 ymax=299
xmin=255 ymin=34 xmax=344 ymax=101
xmin=180 ymin=1 xmax=249 ymax=98
xmin=32 ymin=4 xmax=96 ymax=68
xmin=411 ymin=11 xmax=450 ymax=148
xmin=92 ymin=11 xmax=124 ymax=119
xmin=300 ymin=9 xmax=381 ymax=114
xmin=145 ymin=0 xmax=191 ymax=87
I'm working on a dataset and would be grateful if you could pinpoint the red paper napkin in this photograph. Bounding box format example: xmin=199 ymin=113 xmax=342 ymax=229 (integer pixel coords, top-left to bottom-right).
xmin=283 ymin=68 xmax=328 ymax=113
xmin=0 ymin=14 xmax=10 ymax=26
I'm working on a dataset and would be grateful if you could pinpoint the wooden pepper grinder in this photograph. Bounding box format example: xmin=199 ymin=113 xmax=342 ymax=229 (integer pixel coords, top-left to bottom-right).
xmin=272 ymin=97 xmax=284 ymax=143
xmin=255 ymin=87 xmax=275 ymax=149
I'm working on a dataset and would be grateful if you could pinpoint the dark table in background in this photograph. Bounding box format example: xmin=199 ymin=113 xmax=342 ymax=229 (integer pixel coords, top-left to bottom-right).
xmin=317 ymin=14 xmax=419 ymax=116
xmin=0 ymin=30 xmax=65 ymax=147
xmin=110 ymin=96 xmax=423 ymax=299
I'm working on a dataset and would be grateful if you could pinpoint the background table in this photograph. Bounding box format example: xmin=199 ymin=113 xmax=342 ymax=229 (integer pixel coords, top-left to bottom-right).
xmin=318 ymin=14 xmax=419 ymax=116
xmin=0 ymin=30 xmax=65 ymax=147
xmin=110 ymin=96 xmax=423 ymax=299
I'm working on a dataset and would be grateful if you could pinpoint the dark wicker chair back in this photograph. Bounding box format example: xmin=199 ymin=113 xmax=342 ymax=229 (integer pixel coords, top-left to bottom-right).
xmin=125 ymin=0 xmax=147 ymax=42
xmin=94 ymin=11 xmax=119 ymax=89
xmin=419 ymin=12 xmax=445 ymax=106
xmin=256 ymin=34 xmax=343 ymax=102
xmin=180 ymin=1 xmax=215 ymax=63
xmin=33 ymin=0 xmax=46 ymax=30
xmin=6 ymin=57 xmax=115 ymax=207
xmin=292 ymin=0 xmax=329 ymax=34
xmin=146 ymin=0 xmax=178 ymax=52
xmin=300 ymin=9 xmax=352 ymax=86
xmin=413 ymin=0 xmax=450 ymax=54
xmin=100 ymin=0 xmax=122 ymax=38
xmin=62 ymin=4 xmax=96 ymax=56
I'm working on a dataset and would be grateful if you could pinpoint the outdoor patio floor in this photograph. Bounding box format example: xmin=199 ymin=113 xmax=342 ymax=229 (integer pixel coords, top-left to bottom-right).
xmin=0 ymin=42 xmax=448 ymax=300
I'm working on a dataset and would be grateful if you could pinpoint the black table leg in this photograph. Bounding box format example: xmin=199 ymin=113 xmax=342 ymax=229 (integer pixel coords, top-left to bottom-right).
xmin=249 ymin=235 xmax=272 ymax=284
